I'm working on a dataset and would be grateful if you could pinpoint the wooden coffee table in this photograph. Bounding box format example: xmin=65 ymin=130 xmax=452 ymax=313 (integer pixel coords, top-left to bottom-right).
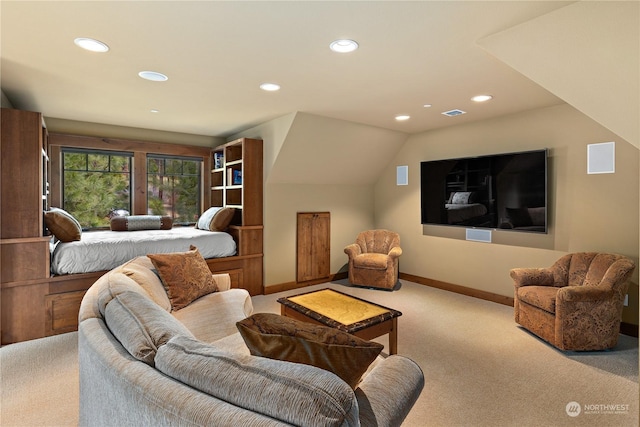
xmin=277 ymin=288 xmax=402 ymax=355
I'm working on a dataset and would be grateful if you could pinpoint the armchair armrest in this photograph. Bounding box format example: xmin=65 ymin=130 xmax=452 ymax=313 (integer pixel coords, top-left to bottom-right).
xmin=388 ymin=246 xmax=402 ymax=259
xmin=510 ymin=268 xmax=554 ymax=288
xmin=344 ymin=243 xmax=362 ymax=258
xmin=558 ymin=285 xmax=614 ymax=303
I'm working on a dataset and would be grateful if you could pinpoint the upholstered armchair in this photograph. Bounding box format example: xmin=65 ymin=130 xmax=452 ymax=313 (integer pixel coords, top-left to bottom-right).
xmin=344 ymin=229 xmax=402 ymax=290
xmin=511 ymin=252 xmax=635 ymax=351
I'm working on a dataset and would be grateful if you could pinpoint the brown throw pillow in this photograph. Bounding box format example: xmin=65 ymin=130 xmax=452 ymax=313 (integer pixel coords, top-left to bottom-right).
xmin=148 ymin=246 xmax=218 ymax=311
xmin=44 ymin=207 xmax=82 ymax=242
xmin=236 ymin=313 xmax=383 ymax=389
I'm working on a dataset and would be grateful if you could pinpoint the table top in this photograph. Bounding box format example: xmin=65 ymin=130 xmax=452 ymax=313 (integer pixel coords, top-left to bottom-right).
xmin=277 ymin=288 xmax=402 ymax=334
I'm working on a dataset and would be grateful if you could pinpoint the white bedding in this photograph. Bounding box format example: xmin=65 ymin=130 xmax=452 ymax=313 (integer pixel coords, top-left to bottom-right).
xmin=51 ymin=227 xmax=236 ymax=275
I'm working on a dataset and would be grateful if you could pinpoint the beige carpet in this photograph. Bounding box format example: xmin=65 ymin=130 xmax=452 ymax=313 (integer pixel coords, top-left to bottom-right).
xmin=1 ymin=279 xmax=637 ymax=426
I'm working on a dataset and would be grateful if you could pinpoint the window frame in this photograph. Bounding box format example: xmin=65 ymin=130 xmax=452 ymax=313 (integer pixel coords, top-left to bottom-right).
xmin=48 ymin=133 xmax=212 ymax=230
xmin=61 ymin=148 xmax=133 ymax=228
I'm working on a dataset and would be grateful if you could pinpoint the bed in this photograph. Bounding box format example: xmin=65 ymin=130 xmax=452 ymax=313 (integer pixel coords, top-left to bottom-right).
xmin=445 ymin=203 xmax=488 ymax=224
xmin=50 ymin=228 xmax=236 ymax=275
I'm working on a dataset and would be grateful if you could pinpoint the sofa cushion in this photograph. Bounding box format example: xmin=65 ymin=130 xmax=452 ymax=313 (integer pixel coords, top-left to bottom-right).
xmin=155 ymin=335 xmax=359 ymax=427
xmin=103 ymin=291 xmax=194 ymax=366
xmin=172 ymin=288 xmax=253 ymax=343
xmin=119 ymin=257 xmax=172 ymax=312
xmin=236 ymin=313 xmax=383 ymax=389
xmin=44 ymin=207 xmax=82 ymax=242
xmin=517 ymin=286 xmax=559 ymax=314
xmin=148 ymin=246 xmax=218 ymax=311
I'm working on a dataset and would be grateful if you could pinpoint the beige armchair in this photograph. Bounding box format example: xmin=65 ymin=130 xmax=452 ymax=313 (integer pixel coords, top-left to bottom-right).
xmin=510 ymin=252 xmax=635 ymax=351
xmin=344 ymin=229 xmax=402 ymax=290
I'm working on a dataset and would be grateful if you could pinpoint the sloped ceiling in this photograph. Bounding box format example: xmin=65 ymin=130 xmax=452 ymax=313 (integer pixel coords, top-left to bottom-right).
xmin=478 ymin=1 xmax=639 ymax=148
xmin=266 ymin=112 xmax=408 ymax=185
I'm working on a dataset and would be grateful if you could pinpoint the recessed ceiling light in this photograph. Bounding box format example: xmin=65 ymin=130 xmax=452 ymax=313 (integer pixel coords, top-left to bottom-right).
xmin=395 ymin=115 xmax=411 ymax=121
xmin=138 ymin=71 xmax=168 ymax=82
xmin=74 ymin=37 xmax=109 ymax=53
xmin=471 ymin=95 xmax=493 ymax=102
xmin=260 ymin=83 xmax=281 ymax=91
xmin=329 ymin=39 xmax=359 ymax=53
xmin=150 ymin=109 xmax=160 ymax=113
xmin=423 ymin=104 xmax=432 ymax=108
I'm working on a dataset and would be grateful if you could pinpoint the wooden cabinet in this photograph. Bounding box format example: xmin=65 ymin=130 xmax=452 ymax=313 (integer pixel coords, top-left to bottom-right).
xmin=210 ymin=138 xmax=264 ymax=295
xmin=1 ymin=108 xmax=51 ymax=344
xmin=297 ymin=212 xmax=330 ymax=283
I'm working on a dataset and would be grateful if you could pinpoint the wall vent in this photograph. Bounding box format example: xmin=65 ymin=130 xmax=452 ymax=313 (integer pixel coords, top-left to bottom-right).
xmin=442 ymin=109 xmax=466 ymax=117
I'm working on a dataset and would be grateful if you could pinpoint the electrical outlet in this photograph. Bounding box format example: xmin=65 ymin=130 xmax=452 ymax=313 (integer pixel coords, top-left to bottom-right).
xmin=624 ymin=294 xmax=629 ymax=306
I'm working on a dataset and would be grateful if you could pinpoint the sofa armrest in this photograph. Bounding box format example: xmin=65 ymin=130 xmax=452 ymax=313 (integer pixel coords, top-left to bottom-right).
xmin=356 ymin=355 xmax=424 ymax=427
xmin=212 ymin=273 xmax=231 ymax=291
xmin=510 ymin=268 xmax=554 ymax=288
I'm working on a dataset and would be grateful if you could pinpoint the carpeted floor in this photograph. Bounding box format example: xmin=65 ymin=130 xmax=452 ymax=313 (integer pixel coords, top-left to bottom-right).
xmin=1 ymin=279 xmax=638 ymax=426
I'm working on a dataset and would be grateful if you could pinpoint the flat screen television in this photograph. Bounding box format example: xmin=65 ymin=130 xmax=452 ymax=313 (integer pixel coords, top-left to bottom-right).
xmin=420 ymin=149 xmax=548 ymax=233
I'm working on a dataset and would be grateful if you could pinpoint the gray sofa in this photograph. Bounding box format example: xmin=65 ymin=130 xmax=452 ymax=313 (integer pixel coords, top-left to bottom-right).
xmin=78 ymin=255 xmax=424 ymax=426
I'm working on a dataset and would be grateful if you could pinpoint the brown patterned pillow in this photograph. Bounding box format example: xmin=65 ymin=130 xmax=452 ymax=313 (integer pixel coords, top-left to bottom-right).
xmin=236 ymin=313 xmax=383 ymax=389
xmin=44 ymin=207 xmax=82 ymax=242
xmin=148 ymin=246 xmax=218 ymax=311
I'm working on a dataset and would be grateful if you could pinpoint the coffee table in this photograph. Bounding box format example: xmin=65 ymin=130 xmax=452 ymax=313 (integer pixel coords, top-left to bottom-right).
xmin=277 ymin=288 xmax=402 ymax=355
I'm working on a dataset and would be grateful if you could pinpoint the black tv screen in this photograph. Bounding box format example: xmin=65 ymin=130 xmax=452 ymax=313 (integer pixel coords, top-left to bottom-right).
xmin=420 ymin=149 xmax=548 ymax=233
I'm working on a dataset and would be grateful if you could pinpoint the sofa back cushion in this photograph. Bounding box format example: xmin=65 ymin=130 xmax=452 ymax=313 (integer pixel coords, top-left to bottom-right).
xmin=104 ymin=291 xmax=194 ymax=366
xmin=119 ymin=256 xmax=172 ymax=311
xmin=156 ymin=336 xmax=359 ymax=427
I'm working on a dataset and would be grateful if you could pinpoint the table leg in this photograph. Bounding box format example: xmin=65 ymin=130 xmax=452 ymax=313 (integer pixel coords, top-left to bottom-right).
xmin=389 ymin=317 xmax=398 ymax=355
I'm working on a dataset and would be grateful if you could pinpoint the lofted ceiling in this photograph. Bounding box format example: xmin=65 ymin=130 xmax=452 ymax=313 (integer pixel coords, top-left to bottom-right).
xmin=1 ymin=1 xmax=570 ymax=138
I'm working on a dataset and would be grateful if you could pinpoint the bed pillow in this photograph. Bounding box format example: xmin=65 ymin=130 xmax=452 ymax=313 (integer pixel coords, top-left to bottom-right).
xmin=236 ymin=313 xmax=383 ymax=389
xmin=196 ymin=207 xmax=235 ymax=231
xmin=110 ymin=215 xmax=172 ymax=231
xmin=44 ymin=207 xmax=82 ymax=242
xmin=148 ymin=246 xmax=218 ymax=311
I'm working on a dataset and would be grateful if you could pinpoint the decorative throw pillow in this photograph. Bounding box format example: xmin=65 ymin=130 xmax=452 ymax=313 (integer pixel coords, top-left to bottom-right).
xmin=148 ymin=246 xmax=218 ymax=311
xmin=236 ymin=313 xmax=383 ymax=389
xmin=110 ymin=215 xmax=173 ymax=231
xmin=196 ymin=207 xmax=235 ymax=231
xmin=44 ymin=207 xmax=82 ymax=242
xmin=450 ymin=191 xmax=474 ymax=205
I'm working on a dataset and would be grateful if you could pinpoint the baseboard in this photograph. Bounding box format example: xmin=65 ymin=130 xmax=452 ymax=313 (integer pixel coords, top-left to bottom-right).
xmin=400 ymin=273 xmax=514 ymax=306
xmin=620 ymin=322 xmax=639 ymax=338
xmin=400 ymin=272 xmax=639 ymax=337
xmin=264 ymin=272 xmax=348 ymax=295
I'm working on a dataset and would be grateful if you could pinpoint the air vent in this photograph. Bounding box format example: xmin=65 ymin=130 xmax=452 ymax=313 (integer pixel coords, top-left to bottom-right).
xmin=442 ymin=109 xmax=466 ymax=117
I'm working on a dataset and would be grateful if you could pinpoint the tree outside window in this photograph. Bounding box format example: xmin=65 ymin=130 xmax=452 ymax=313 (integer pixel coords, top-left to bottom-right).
xmin=63 ymin=149 xmax=131 ymax=228
xmin=147 ymin=155 xmax=201 ymax=225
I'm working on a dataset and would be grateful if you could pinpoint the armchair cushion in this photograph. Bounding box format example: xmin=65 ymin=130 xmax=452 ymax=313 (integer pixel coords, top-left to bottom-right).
xmin=516 ymin=286 xmax=558 ymax=314
xmin=353 ymin=253 xmax=389 ymax=270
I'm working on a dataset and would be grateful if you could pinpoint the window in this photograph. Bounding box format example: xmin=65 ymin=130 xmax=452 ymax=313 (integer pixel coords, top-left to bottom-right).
xmin=147 ymin=155 xmax=201 ymax=225
xmin=62 ymin=149 xmax=132 ymax=228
